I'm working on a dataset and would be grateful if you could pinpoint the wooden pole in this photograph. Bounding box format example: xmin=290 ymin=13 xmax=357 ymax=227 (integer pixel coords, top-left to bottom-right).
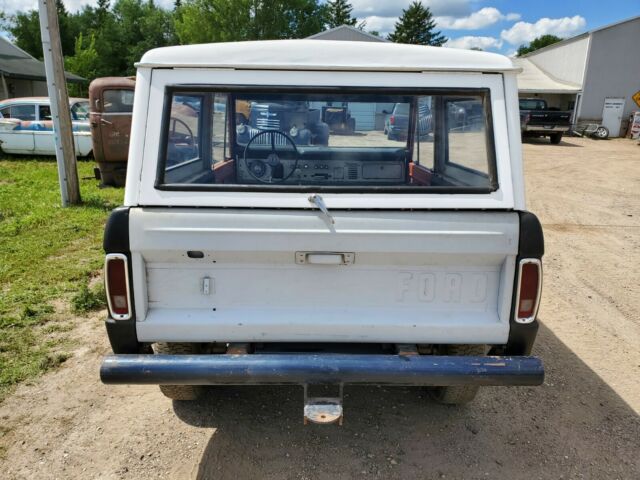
xmin=38 ymin=0 xmax=81 ymax=206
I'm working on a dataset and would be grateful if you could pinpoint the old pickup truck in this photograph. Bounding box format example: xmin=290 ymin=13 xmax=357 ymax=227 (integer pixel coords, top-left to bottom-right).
xmin=99 ymin=40 xmax=545 ymax=423
xmin=519 ymin=97 xmax=572 ymax=144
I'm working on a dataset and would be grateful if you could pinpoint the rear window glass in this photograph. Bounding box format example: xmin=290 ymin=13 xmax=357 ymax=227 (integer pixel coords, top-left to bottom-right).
xmin=157 ymin=88 xmax=496 ymax=192
xmin=519 ymin=99 xmax=546 ymax=110
xmin=103 ymin=90 xmax=134 ymax=113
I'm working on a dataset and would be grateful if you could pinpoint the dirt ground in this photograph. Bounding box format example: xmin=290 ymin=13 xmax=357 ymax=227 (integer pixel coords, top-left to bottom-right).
xmin=1 ymin=136 xmax=639 ymax=480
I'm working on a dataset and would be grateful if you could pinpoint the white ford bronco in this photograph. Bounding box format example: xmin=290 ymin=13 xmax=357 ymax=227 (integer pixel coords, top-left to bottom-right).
xmin=100 ymin=40 xmax=544 ymax=423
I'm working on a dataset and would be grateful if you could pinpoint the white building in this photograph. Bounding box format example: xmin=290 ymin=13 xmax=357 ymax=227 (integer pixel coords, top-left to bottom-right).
xmin=514 ymin=15 xmax=640 ymax=137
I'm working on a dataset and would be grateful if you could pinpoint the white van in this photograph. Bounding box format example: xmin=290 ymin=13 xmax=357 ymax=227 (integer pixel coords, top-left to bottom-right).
xmin=99 ymin=40 xmax=544 ymax=423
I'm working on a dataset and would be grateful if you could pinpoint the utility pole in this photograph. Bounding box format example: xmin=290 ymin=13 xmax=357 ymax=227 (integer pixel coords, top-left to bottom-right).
xmin=38 ymin=0 xmax=81 ymax=206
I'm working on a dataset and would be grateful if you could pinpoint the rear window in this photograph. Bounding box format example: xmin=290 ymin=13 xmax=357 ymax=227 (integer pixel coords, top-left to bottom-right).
xmin=519 ymin=99 xmax=546 ymax=110
xmin=103 ymin=90 xmax=134 ymax=113
xmin=157 ymin=88 xmax=497 ymax=193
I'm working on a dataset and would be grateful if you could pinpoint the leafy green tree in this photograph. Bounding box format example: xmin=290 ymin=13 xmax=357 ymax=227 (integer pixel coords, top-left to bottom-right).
xmin=516 ymin=35 xmax=563 ymax=56
xmin=9 ymin=2 xmax=79 ymax=59
xmin=248 ymin=0 xmax=325 ymax=39
xmin=325 ymin=0 xmax=357 ymax=28
xmin=174 ymin=0 xmax=251 ymax=44
xmin=65 ymin=33 xmax=99 ymax=96
xmin=175 ymin=0 xmax=325 ymax=45
xmin=110 ymin=0 xmax=176 ymax=75
xmin=388 ymin=1 xmax=446 ymax=46
xmin=9 ymin=11 xmax=44 ymax=58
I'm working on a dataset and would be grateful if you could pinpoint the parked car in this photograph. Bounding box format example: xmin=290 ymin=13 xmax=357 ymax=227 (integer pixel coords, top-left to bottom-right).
xmin=519 ymin=98 xmax=572 ymax=144
xmin=385 ymin=100 xmax=432 ymax=140
xmin=0 ymin=97 xmax=92 ymax=156
xmin=89 ymin=77 xmax=136 ymax=186
xmin=99 ymin=40 xmax=545 ymax=423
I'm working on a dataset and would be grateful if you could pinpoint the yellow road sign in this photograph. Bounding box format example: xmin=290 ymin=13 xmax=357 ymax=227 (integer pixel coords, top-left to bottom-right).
xmin=633 ymin=90 xmax=640 ymax=108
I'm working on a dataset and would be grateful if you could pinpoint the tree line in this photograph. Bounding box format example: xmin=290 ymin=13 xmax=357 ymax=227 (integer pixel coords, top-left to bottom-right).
xmin=1 ymin=0 xmax=446 ymax=91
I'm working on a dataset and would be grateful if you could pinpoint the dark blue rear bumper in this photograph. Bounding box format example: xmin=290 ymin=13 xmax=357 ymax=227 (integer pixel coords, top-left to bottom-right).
xmin=100 ymin=354 xmax=544 ymax=387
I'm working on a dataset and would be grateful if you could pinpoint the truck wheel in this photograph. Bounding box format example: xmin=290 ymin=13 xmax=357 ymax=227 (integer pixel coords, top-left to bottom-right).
xmin=153 ymin=342 xmax=204 ymax=401
xmin=550 ymin=133 xmax=563 ymax=144
xmin=428 ymin=344 xmax=486 ymax=405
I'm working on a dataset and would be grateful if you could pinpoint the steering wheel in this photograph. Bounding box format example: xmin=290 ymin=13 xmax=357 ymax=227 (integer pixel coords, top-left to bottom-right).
xmin=243 ymin=130 xmax=300 ymax=184
xmin=170 ymin=117 xmax=196 ymax=149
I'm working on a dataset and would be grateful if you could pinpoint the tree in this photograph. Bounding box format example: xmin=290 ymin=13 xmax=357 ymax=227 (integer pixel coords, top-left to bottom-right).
xmin=10 ymin=11 xmax=44 ymax=58
xmin=175 ymin=0 xmax=252 ymax=44
xmin=175 ymin=0 xmax=325 ymax=45
xmin=325 ymin=0 xmax=357 ymax=28
xmin=65 ymin=33 xmax=99 ymax=96
xmin=110 ymin=0 xmax=176 ymax=75
xmin=388 ymin=1 xmax=446 ymax=46
xmin=516 ymin=35 xmax=563 ymax=56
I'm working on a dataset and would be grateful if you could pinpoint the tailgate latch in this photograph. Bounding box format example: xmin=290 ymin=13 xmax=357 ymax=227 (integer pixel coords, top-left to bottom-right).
xmin=295 ymin=251 xmax=355 ymax=265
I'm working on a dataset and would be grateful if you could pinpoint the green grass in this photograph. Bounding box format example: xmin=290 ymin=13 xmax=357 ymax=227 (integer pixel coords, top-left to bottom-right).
xmin=0 ymin=157 xmax=123 ymax=401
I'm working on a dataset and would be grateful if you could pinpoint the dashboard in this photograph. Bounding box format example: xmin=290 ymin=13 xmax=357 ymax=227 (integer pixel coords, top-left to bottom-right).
xmin=236 ymin=146 xmax=408 ymax=185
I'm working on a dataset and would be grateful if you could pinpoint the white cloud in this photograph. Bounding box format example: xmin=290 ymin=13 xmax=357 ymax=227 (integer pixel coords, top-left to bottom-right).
xmin=359 ymin=15 xmax=397 ymax=37
xmin=437 ymin=7 xmax=520 ymax=30
xmin=500 ymin=15 xmax=586 ymax=45
xmin=445 ymin=36 xmax=503 ymax=51
xmin=350 ymin=0 xmax=472 ymax=18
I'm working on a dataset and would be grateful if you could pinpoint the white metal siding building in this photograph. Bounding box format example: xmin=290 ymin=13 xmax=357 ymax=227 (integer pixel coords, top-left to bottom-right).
xmin=514 ymin=15 xmax=640 ymax=137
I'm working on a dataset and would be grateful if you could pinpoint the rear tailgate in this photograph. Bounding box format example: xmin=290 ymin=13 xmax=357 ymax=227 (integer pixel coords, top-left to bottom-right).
xmin=130 ymin=208 xmax=518 ymax=344
xmin=526 ymin=110 xmax=571 ymax=127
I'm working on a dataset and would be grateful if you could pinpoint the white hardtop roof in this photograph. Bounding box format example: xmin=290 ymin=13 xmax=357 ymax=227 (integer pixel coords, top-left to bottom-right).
xmin=138 ymin=39 xmax=517 ymax=73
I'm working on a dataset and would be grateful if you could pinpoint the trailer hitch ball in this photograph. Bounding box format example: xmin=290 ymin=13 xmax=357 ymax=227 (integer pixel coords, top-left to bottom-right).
xmin=303 ymin=384 xmax=344 ymax=425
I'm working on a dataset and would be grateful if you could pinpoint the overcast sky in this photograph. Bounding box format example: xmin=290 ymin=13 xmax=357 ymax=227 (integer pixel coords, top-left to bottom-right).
xmin=1 ymin=0 xmax=638 ymax=55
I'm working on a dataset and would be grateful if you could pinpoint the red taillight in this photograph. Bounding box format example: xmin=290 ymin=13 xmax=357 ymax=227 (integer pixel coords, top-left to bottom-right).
xmin=389 ymin=115 xmax=395 ymax=125
xmin=105 ymin=253 xmax=131 ymax=320
xmin=515 ymin=259 xmax=542 ymax=323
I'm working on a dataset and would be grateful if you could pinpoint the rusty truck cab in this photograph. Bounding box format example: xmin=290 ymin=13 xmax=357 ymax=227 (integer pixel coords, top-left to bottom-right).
xmin=89 ymin=77 xmax=136 ymax=186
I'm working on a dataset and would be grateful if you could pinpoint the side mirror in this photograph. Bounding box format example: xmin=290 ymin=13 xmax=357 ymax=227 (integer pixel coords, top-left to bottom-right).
xmin=382 ymin=110 xmax=390 ymax=114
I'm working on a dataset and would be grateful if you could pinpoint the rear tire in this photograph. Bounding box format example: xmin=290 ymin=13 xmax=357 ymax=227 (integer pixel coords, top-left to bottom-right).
xmin=153 ymin=342 xmax=204 ymax=401
xmin=550 ymin=133 xmax=563 ymax=144
xmin=428 ymin=344 xmax=486 ymax=405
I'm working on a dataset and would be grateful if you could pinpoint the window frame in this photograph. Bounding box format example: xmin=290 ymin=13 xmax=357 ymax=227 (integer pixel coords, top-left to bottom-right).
xmin=154 ymin=85 xmax=498 ymax=194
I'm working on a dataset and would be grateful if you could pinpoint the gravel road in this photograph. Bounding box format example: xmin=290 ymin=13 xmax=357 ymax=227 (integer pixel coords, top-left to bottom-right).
xmin=1 ymin=136 xmax=639 ymax=480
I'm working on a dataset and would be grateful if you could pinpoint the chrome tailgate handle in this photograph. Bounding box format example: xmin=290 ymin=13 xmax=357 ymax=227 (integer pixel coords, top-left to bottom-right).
xmin=295 ymin=252 xmax=355 ymax=265
xmin=308 ymin=194 xmax=334 ymax=224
